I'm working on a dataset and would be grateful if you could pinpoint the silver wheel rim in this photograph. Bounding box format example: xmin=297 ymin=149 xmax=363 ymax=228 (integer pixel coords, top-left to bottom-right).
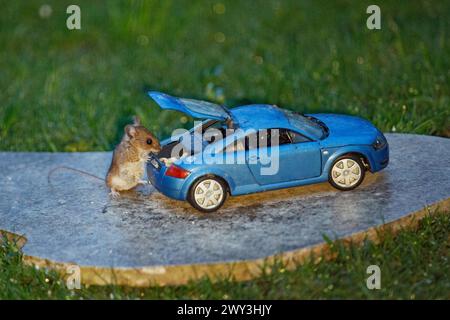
xmin=331 ymin=158 xmax=362 ymax=188
xmin=194 ymin=179 xmax=224 ymax=210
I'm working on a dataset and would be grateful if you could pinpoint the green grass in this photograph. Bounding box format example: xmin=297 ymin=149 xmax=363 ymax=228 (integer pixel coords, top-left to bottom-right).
xmin=1 ymin=210 xmax=449 ymax=299
xmin=0 ymin=0 xmax=449 ymax=299
xmin=0 ymin=0 xmax=449 ymax=152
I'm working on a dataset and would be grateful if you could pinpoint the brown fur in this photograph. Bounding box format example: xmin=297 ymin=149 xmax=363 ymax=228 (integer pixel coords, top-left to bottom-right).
xmin=106 ymin=117 xmax=161 ymax=197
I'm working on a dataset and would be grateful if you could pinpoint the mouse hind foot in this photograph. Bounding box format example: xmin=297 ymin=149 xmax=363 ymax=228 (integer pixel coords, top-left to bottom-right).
xmin=109 ymin=188 xmax=120 ymax=198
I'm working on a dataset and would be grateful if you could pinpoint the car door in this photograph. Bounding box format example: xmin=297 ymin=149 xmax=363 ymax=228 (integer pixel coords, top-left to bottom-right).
xmin=246 ymin=129 xmax=322 ymax=185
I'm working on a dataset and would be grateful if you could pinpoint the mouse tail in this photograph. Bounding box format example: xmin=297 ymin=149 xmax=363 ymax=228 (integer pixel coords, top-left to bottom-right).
xmin=47 ymin=166 xmax=105 ymax=185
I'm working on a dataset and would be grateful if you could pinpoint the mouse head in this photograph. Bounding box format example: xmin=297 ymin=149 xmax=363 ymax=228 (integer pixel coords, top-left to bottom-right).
xmin=124 ymin=116 xmax=161 ymax=153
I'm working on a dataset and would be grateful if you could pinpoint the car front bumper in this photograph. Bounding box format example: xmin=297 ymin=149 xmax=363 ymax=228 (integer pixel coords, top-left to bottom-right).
xmin=370 ymin=143 xmax=389 ymax=172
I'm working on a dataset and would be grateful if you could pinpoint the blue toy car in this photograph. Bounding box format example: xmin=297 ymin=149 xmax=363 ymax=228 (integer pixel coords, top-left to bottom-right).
xmin=147 ymin=91 xmax=389 ymax=212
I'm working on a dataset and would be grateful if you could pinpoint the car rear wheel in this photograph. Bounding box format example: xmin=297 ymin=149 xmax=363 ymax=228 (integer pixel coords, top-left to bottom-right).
xmin=188 ymin=176 xmax=227 ymax=212
xmin=329 ymin=155 xmax=365 ymax=191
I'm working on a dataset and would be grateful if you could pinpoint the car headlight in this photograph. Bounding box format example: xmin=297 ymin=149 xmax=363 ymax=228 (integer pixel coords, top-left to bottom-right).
xmin=373 ymin=134 xmax=387 ymax=150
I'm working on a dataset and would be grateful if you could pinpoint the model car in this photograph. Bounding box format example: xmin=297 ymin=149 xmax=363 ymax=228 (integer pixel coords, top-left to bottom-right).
xmin=147 ymin=91 xmax=389 ymax=212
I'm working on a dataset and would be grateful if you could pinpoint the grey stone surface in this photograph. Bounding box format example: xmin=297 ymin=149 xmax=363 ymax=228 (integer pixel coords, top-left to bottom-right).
xmin=0 ymin=134 xmax=449 ymax=268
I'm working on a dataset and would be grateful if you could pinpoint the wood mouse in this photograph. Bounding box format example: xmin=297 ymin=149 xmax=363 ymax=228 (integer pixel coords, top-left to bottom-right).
xmin=106 ymin=116 xmax=161 ymax=197
xmin=48 ymin=116 xmax=161 ymax=198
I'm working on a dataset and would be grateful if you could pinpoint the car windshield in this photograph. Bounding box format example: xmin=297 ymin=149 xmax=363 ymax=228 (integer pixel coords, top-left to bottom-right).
xmin=281 ymin=109 xmax=325 ymax=139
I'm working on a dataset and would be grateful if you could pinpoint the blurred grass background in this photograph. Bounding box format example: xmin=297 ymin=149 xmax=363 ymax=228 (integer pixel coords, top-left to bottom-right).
xmin=0 ymin=0 xmax=449 ymax=152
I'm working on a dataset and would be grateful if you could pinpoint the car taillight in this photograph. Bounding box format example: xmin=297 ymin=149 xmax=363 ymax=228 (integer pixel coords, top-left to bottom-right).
xmin=165 ymin=164 xmax=190 ymax=179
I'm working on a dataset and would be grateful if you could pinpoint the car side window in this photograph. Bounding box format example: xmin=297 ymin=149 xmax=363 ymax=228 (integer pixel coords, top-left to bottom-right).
xmin=245 ymin=129 xmax=292 ymax=150
xmin=223 ymin=137 xmax=246 ymax=153
xmin=245 ymin=132 xmax=258 ymax=150
xmin=288 ymin=130 xmax=311 ymax=143
xmin=273 ymin=129 xmax=292 ymax=146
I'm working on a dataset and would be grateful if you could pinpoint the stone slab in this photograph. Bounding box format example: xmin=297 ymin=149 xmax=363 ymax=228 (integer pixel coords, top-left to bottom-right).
xmin=0 ymin=134 xmax=449 ymax=268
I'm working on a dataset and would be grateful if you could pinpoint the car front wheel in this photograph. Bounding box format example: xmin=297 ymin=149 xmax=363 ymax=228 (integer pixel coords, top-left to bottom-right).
xmin=187 ymin=176 xmax=227 ymax=212
xmin=329 ymin=155 xmax=365 ymax=191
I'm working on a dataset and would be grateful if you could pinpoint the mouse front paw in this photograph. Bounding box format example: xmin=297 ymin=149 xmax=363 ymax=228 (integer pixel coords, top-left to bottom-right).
xmin=141 ymin=154 xmax=151 ymax=162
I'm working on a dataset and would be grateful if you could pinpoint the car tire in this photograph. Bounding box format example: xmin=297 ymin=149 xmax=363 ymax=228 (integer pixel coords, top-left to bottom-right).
xmin=328 ymin=155 xmax=365 ymax=191
xmin=187 ymin=176 xmax=228 ymax=213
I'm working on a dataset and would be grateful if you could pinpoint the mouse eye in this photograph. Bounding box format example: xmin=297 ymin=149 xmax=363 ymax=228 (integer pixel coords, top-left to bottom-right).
xmin=146 ymin=138 xmax=153 ymax=145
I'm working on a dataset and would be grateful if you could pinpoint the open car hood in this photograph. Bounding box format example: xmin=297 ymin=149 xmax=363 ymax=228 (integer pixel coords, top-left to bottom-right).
xmin=148 ymin=91 xmax=230 ymax=121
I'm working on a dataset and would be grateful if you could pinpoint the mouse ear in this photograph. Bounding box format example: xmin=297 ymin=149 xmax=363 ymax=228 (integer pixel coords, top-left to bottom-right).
xmin=125 ymin=124 xmax=136 ymax=138
xmin=133 ymin=116 xmax=141 ymax=126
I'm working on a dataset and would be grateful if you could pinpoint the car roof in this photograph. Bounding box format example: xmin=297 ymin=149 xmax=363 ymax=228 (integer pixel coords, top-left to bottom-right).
xmin=230 ymin=104 xmax=291 ymax=130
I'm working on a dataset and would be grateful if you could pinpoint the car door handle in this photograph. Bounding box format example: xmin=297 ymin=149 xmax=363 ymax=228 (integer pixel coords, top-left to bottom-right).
xmin=249 ymin=155 xmax=260 ymax=161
